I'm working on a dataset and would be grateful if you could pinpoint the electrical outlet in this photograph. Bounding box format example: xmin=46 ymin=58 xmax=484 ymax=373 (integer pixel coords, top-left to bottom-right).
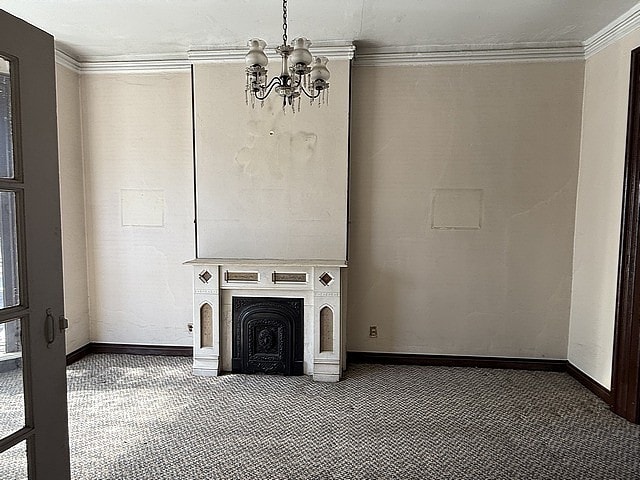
xmin=187 ymin=323 xmax=193 ymax=333
xmin=369 ymin=325 xmax=378 ymax=338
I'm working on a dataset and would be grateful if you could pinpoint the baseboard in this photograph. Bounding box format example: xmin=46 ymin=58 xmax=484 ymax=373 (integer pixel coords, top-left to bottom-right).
xmin=66 ymin=342 xmax=193 ymax=364
xmin=347 ymin=351 xmax=567 ymax=372
xmin=90 ymin=343 xmax=193 ymax=357
xmin=566 ymin=362 xmax=613 ymax=404
xmin=66 ymin=343 xmax=93 ymax=365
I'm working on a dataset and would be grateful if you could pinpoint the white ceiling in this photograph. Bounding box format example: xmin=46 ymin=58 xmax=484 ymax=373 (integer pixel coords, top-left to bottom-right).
xmin=0 ymin=0 xmax=638 ymax=60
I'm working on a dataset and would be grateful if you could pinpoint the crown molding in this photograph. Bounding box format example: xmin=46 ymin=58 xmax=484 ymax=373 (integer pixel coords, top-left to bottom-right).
xmin=353 ymin=43 xmax=585 ymax=66
xmin=77 ymin=59 xmax=191 ymax=74
xmin=584 ymin=3 xmax=640 ymax=58
xmin=56 ymin=43 xmax=583 ymax=73
xmin=55 ymin=49 xmax=82 ymax=73
xmin=66 ymin=52 xmax=191 ymax=74
xmin=54 ymin=44 xmax=355 ymax=73
xmin=188 ymin=42 xmax=356 ymax=62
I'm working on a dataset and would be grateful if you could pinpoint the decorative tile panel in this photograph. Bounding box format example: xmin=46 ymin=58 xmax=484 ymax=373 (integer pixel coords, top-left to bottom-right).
xmin=319 ymin=272 xmax=334 ymax=286
xmin=199 ymin=270 xmax=212 ymax=283
xmin=272 ymin=272 xmax=308 ymax=283
xmin=224 ymin=271 xmax=259 ymax=282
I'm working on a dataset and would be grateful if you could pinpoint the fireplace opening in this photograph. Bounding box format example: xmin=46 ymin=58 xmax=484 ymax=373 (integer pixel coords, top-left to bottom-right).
xmin=232 ymin=296 xmax=304 ymax=376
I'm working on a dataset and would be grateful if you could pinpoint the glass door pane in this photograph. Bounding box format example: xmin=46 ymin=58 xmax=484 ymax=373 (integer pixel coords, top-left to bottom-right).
xmin=0 ymin=57 xmax=13 ymax=179
xmin=0 ymin=318 xmax=25 ymax=439
xmin=0 ymin=190 xmax=19 ymax=309
xmin=0 ymin=439 xmax=28 ymax=480
xmin=0 ymin=52 xmax=28 ymax=476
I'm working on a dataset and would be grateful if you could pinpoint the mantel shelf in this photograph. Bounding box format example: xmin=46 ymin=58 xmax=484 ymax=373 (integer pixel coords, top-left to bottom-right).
xmin=184 ymin=258 xmax=347 ymax=267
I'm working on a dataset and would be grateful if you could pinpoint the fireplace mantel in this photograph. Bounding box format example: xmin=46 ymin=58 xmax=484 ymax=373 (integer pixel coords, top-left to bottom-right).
xmin=185 ymin=258 xmax=347 ymax=267
xmin=185 ymin=259 xmax=347 ymax=382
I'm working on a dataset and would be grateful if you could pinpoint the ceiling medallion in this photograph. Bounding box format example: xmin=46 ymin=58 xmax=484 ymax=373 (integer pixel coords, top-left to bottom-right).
xmin=245 ymin=0 xmax=330 ymax=112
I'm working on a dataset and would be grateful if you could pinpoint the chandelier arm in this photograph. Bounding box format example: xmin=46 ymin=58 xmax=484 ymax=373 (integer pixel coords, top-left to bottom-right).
xmin=296 ymin=79 xmax=323 ymax=100
xmin=253 ymin=76 xmax=283 ymax=101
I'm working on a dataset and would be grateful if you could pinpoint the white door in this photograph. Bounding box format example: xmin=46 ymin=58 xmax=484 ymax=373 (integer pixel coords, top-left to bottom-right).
xmin=0 ymin=9 xmax=70 ymax=479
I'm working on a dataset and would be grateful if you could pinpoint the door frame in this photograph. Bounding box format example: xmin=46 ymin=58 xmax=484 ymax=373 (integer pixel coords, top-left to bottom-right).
xmin=613 ymin=45 xmax=640 ymax=424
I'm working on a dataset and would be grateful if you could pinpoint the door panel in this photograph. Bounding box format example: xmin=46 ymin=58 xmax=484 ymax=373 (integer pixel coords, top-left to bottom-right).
xmin=0 ymin=317 xmax=25 ymax=440
xmin=0 ymin=9 xmax=70 ymax=479
xmin=0 ymin=189 xmax=19 ymax=309
xmin=0 ymin=56 xmax=14 ymax=179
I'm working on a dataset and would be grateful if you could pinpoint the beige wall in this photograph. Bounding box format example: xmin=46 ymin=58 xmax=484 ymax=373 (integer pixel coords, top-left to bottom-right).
xmin=56 ymin=64 xmax=90 ymax=354
xmin=348 ymin=62 xmax=584 ymax=358
xmin=57 ymin=56 xmax=598 ymax=364
xmin=569 ymin=30 xmax=640 ymax=389
xmin=81 ymin=71 xmax=194 ymax=346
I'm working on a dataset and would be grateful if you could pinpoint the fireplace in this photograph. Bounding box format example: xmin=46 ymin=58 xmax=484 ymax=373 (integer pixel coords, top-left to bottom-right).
xmin=186 ymin=259 xmax=346 ymax=382
xmin=232 ymin=296 xmax=304 ymax=375
xmin=187 ymin=56 xmax=351 ymax=382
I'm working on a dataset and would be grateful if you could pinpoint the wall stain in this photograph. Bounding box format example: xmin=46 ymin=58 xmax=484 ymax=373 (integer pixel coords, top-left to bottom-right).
xmin=235 ymin=115 xmax=317 ymax=179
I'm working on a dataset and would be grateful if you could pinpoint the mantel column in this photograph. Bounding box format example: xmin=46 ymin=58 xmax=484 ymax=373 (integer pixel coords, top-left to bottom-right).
xmin=192 ymin=265 xmax=221 ymax=376
xmin=312 ymin=267 xmax=343 ymax=382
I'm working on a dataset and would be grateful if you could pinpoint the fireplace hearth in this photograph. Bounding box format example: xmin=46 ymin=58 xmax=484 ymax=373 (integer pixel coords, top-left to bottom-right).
xmin=232 ymin=296 xmax=304 ymax=376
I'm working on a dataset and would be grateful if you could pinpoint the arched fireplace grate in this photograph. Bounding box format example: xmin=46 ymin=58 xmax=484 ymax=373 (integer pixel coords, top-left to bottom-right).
xmin=232 ymin=296 xmax=304 ymax=375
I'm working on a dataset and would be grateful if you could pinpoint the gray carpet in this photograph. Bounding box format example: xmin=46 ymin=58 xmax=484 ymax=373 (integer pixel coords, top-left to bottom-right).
xmin=1 ymin=354 xmax=639 ymax=479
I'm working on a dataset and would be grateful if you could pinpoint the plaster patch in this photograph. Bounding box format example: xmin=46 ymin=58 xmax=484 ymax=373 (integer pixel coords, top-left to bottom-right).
xmin=431 ymin=188 xmax=483 ymax=230
xmin=121 ymin=189 xmax=164 ymax=227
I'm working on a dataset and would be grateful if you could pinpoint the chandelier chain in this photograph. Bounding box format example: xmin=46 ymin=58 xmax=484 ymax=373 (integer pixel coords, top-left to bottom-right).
xmin=282 ymin=0 xmax=288 ymax=45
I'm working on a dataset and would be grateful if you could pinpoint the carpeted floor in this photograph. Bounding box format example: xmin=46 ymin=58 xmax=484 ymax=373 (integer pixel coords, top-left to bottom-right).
xmin=1 ymin=353 xmax=639 ymax=479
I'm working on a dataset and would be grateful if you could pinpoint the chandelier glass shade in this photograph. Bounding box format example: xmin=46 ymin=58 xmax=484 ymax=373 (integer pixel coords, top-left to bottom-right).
xmin=245 ymin=0 xmax=330 ymax=112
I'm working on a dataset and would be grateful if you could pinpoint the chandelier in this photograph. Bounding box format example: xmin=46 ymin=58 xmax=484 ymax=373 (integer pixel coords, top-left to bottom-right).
xmin=245 ymin=0 xmax=330 ymax=112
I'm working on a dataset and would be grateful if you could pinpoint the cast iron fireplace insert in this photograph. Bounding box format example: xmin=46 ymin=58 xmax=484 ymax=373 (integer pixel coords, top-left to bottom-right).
xmin=232 ymin=296 xmax=304 ymax=376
